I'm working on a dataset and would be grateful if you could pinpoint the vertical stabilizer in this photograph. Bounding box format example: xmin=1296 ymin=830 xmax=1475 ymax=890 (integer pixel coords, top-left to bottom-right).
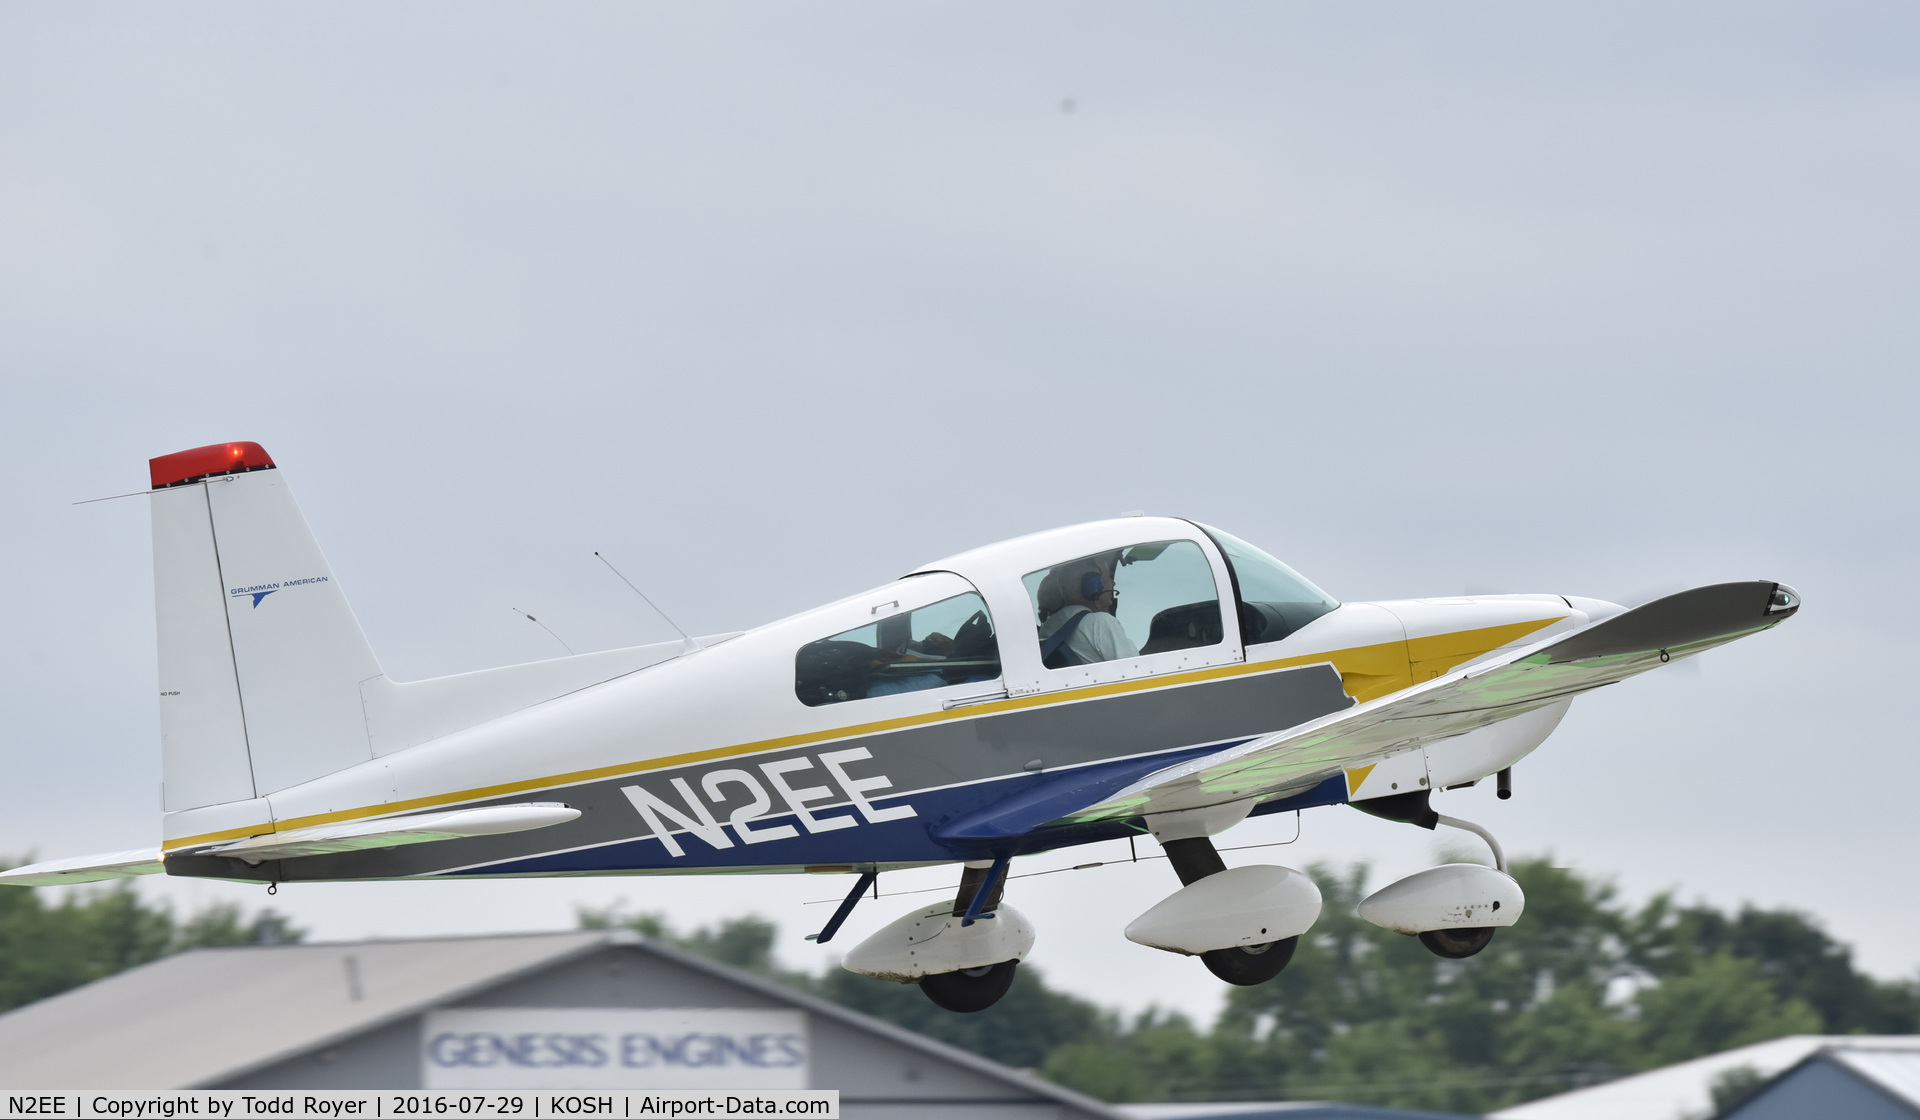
xmin=152 ymin=443 xmax=381 ymax=810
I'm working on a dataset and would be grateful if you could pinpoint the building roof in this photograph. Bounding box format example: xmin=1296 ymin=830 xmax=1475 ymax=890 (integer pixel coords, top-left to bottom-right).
xmin=1489 ymin=1036 xmax=1920 ymax=1120
xmin=1783 ymin=1047 xmax=1920 ymax=1112
xmin=0 ymin=928 xmax=1122 ymax=1117
xmin=0 ymin=930 xmax=609 ymax=1089
xmin=1119 ymin=1103 xmax=1474 ymax=1119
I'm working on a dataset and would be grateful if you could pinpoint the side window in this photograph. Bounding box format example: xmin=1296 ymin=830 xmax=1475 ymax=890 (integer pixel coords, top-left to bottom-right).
xmin=1022 ymin=540 xmax=1222 ymax=669
xmin=795 ymin=592 xmax=1001 ymax=707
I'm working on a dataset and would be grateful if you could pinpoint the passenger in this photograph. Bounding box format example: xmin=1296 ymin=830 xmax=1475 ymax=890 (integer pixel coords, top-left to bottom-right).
xmin=865 ymin=631 xmax=956 ymax=696
xmin=1036 ymin=554 xmax=1138 ymax=667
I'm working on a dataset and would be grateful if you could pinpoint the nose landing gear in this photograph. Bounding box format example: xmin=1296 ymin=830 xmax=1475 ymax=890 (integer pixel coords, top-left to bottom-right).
xmin=1352 ymin=790 xmax=1524 ymax=960
xmin=1418 ymin=926 xmax=1497 ymax=959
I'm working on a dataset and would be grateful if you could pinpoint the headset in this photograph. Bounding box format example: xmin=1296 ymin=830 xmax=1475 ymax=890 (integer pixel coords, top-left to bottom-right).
xmin=1081 ymin=568 xmax=1107 ymax=600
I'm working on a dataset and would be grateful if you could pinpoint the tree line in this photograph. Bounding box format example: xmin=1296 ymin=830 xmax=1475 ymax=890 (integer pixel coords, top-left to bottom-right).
xmin=0 ymin=874 xmax=301 ymax=1014
xmin=583 ymin=858 xmax=1920 ymax=1114
xmin=3 ymin=855 xmax=1912 ymax=1114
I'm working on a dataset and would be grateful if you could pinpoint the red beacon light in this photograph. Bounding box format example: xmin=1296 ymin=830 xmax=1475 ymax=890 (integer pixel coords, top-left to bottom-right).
xmin=148 ymin=442 xmax=277 ymax=489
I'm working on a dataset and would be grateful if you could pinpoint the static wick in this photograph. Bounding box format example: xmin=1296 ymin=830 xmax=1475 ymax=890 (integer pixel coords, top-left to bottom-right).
xmin=510 ymin=607 xmax=575 ymax=654
xmin=595 ymin=551 xmax=697 ymax=652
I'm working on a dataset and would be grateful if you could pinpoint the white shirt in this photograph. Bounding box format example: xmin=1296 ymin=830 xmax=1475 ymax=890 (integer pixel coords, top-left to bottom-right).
xmin=1037 ymin=605 xmax=1139 ymax=666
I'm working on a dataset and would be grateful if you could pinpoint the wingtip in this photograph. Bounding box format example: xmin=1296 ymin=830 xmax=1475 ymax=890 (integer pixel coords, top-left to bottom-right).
xmin=0 ymin=848 xmax=165 ymax=887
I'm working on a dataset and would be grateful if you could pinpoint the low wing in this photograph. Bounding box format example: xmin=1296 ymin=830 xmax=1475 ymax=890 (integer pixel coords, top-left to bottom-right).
xmin=0 ymin=848 xmax=164 ymax=886
xmin=0 ymin=803 xmax=581 ymax=884
xmin=198 ymin=803 xmax=581 ymax=863
xmin=1062 ymin=581 xmax=1800 ymax=824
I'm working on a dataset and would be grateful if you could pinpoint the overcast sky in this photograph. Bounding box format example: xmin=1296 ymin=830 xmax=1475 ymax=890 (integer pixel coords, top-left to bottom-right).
xmin=2 ymin=2 xmax=1916 ymax=1024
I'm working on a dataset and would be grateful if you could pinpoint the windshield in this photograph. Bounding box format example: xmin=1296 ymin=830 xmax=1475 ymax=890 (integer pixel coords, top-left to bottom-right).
xmin=1201 ymin=526 xmax=1338 ymax=645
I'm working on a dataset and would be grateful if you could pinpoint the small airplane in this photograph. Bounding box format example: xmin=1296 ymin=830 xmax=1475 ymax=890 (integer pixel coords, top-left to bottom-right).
xmin=2 ymin=442 xmax=1801 ymax=1012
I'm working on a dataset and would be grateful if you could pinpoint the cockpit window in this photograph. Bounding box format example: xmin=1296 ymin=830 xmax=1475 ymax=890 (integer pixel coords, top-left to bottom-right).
xmin=795 ymin=592 xmax=1001 ymax=707
xmin=1022 ymin=540 xmax=1222 ymax=669
xmin=1202 ymin=526 xmax=1338 ymax=645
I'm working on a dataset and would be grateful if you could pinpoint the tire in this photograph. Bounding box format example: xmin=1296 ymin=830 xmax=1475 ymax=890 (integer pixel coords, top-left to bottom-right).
xmin=919 ymin=960 xmax=1019 ymax=1012
xmin=1201 ymin=936 xmax=1299 ymax=986
xmin=1419 ymin=926 xmax=1496 ymax=959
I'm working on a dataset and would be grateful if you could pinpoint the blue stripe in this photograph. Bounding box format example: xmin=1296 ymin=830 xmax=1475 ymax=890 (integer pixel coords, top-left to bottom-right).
xmin=447 ymin=744 xmax=1351 ymax=877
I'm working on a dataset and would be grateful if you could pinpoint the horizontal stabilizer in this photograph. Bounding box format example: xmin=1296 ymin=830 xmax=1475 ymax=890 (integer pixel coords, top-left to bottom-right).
xmin=201 ymin=803 xmax=580 ymax=863
xmin=0 ymin=848 xmax=165 ymax=887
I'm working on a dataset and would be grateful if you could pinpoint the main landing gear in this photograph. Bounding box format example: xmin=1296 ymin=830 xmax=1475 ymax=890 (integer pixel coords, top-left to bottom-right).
xmin=1164 ymin=837 xmax=1303 ymax=986
xmin=839 ymin=857 xmax=1036 ymax=1013
xmin=920 ymin=960 xmax=1020 ymax=1012
xmin=1125 ymin=801 xmax=1324 ymax=987
xmin=1351 ymin=790 xmax=1525 ymax=959
xmin=917 ymin=861 xmax=1020 ymax=1011
xmin=1202 ymin=933 xmax=1300 ymax=985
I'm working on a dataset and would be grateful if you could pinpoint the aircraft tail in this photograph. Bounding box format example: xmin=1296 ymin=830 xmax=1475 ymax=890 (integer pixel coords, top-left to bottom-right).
xmin=151 ymin=442 xmax=382 ymax=811
xmin=151 ymin=442 xmax=728 ymax=829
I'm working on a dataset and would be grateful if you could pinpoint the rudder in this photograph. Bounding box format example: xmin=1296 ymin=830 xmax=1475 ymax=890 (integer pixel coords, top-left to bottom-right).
xmin=152 ymin=442 xmax=381 ymax=811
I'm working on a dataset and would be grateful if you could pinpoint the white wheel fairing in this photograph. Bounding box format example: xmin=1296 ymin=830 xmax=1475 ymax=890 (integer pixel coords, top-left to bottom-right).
xmin=842 ymin=903 xmax=1035 ymax=982
xmin=1124 ymin=864 xmax=1322 ymax=956
xmin=1357 ymin=863 xmax=1524 ymax=934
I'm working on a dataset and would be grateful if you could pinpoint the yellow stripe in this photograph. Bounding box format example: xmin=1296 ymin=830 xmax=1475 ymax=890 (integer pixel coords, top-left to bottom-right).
xmin=161 ymin=619 xmax=1557 ymax=852
xmin=1406 ymin=616 xmax=1564 ymax=681
xmin=165 ymin=658 xmax=1296 ymax=849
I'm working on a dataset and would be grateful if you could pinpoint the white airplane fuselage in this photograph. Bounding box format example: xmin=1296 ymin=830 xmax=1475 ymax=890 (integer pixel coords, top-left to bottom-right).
xmin=159 ymin=507 xmax=1601 ymax=885
xmin=2 ymin=442 xmax=1799 ymax=1009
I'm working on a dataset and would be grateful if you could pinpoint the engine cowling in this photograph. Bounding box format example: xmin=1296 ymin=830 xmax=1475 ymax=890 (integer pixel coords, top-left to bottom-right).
xmin=1125 ymin=864 xmax=1322 ymax=955
xmin=842 ymin=903 xmax=1035 ymax=982
xmin=1356 ymin=863 xmax=1524 ymax=934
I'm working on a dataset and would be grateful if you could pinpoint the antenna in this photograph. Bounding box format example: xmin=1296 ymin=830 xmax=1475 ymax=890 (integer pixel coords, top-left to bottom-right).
xmin=509 ymin=607 xmax=574 ymax=655
xmin=595 ymin=552 xmax=699 ymax=653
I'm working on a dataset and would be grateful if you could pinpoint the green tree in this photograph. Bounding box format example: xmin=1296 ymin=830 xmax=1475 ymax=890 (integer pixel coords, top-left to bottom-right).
xmin=1632 ymin=952 xmax=1821 ymax=1068
xmin=175 ymin=901 xmax=302 ymax=949
xmin=1709 ymin=1065 xmax=1769 ymax=1115
xmin=1033 ymin=856 xmax=1884 ymax=1112
xmin=0 ymin=870 xmax=303 ymax=1014
xmin=813 ymin=956 xmax=1108 ymax=1071
xmin=589 ymin=855 xmax=1916 ymax=1113
xmin=1628 ymin=898 xmax=1919 ymax=1035
xmin=578 ymin=904 xmax=1110 ymax=1071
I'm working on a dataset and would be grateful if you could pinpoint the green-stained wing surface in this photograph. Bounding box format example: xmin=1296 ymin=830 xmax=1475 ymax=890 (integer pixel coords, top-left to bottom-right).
xmin=1060 ymin=581 xmax=1800 ymax=823
xmin=0 ymin=849 xmax=164 ymax=886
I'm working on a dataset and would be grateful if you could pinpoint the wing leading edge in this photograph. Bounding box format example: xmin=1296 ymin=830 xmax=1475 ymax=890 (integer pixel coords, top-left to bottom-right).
xmin=1059 ymin=581 xmax=1800 ymax=825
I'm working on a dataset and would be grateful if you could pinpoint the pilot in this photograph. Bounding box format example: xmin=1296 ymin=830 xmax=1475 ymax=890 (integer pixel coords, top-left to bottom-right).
xmin=1036 ymin=554 xmax=1138 ymax=667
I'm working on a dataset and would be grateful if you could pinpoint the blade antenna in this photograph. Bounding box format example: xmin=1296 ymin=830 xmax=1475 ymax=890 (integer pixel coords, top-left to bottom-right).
xmin=595 ymin=552 xmax=699 ymax=653
xmin=509 ymin=607 xmax=574 ymax=655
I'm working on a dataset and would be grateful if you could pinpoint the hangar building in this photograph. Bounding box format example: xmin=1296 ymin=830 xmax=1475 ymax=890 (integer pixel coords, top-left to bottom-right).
xmin=0 ymin=928 xmax=1119 ymax=1119
xmin=1490 ymin=1034 xmax=1920 ymax=1120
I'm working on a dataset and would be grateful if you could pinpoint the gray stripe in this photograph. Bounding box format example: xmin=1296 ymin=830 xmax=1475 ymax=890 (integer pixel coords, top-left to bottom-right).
xmin=174 ymin=662 xmax=1352 ymax=882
